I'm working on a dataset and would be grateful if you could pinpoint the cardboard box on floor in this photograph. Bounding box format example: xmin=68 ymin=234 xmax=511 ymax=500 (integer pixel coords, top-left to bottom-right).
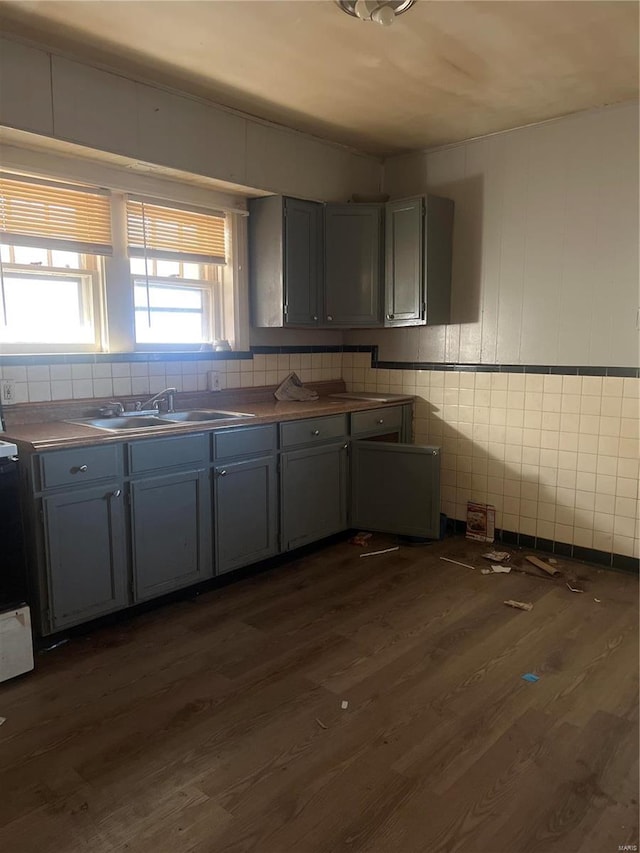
xmin=466 ymin=501 xmax=496 ymax=543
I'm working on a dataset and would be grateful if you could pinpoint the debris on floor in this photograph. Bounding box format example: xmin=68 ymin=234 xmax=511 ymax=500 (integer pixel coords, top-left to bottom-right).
xmin=504 ymin=599 xmax=534 ymax=611
xmin=483 ymin=550 xmax=511 ymax=562
xmin=360 ymin=546 xmax=399 ymax=558
xmin=481 ymin=568 xmax=491 ymax=575
xmin=440 ymin=556 xmax=476 ymax=570
xmin=491 ymin=565 xmax=512 ymax=574
xmin=521 ymin=673 xmax=540 ymax=683
xmin=525 ymin=555 xmax=561 ymax=576
xmin=349 ymin=531 xmax=373 ymax=546
xmin=0 ymin=717 xmax=6 ymax=726
xmin=566 ymin=578 xmax=585 ymax=593
xmin=594 ymin=598 xmax=601 ymax=603
xmin=341 ymin=700 xmax=349 ymax=710
xmin=315 ymin=718 xmax=328 ymax=730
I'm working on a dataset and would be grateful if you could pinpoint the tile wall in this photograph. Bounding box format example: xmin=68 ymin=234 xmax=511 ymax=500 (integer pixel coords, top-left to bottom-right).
xmin=0 ymin=352 xmax=344 ymax=404
xmin=342 ymin=352 xmax=640 ymax=562
xmin=2 ymin=349 xmax=638 ymax=564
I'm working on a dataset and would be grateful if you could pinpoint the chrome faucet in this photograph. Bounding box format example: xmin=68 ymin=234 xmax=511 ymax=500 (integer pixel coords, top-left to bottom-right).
xmin=98 ymin=401 xmax=124 ymax=417
xmin=138 ymin=387 xmax=177 ymax=413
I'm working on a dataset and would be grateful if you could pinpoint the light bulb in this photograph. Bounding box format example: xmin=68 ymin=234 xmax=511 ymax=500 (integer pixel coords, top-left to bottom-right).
xmin=371 ymin=4 xmax=395 ymax=26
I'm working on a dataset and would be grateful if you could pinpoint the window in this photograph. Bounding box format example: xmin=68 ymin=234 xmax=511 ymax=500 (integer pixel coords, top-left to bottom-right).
xmin=127 ymin=198 xmax=227 ymax=346
xmin=0 ymin=171 xmax=241 ymax=354
xmin=0 ymin=174 xmax=111 ymax=351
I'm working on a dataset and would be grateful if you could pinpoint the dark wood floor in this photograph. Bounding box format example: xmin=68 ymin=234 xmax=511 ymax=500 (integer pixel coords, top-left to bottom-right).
xmin=1 ymin=535 xmax=638 ymax=853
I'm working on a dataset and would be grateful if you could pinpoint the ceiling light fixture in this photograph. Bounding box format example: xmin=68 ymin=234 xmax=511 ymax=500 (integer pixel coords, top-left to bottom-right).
xmin=336 ymin=0 xmax=415 ymax=27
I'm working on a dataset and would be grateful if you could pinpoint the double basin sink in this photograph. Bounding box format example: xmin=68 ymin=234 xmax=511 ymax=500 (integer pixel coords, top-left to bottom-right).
xmin=69 ymin=409 xmax=255 ymax=433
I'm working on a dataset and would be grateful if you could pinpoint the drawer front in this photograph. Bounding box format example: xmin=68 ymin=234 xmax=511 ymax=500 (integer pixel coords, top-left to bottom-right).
xmin=128 ymin=433 xmax=208 ymax=474
xmin=213 ymin=424 xmax=277 ymax=461
xmin=351 ymin=406 xmax=403 ymax=437
xmin=39 ymin=444 xmax=121 ymax=490
xmin=280 ymin=414 xmax=347 ymax=449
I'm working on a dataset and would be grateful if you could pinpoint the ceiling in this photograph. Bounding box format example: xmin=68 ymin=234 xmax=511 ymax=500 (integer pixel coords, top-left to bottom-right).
xmin=0 ymin=0 xmax=638 ymax=156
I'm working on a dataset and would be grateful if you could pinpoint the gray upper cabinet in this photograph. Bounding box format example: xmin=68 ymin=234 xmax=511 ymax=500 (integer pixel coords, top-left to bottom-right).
xmin=385 ymin=195 xmax=454 ymax=328
xmin=351 ymin=441 xmax=441 ymax=538
xmin=0 ymin=39 xmax=54 ymax=135
xmin=324 ymin=204 xmax=383 ymax=327
xmin=249 ymin=195 xmax=322 ymax=327
xmin=43 ymin=483 xmax=127 ymax=631
xmin=130 ymin=468 xmax=212 ymax=602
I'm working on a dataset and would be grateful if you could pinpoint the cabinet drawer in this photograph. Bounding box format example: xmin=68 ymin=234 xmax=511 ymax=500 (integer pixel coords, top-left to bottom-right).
xmin=39 ymin=444 xmax=121 ymax=490
xmin=213 ymin=424 xmax=276 ymax=461
xmin=280 ymin=414 xmax=347 ymax=449
xmin=351 ymin=406 xmax=403 ymax=437
xmin=128 ymin=433 xmax=208 ymax=474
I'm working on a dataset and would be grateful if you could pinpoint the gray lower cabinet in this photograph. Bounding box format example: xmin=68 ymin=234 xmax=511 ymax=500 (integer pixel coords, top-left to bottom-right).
xmin=351 ymin=441 xmax=441 ymax=538
xmin=214 ymin=455 xmax=278 ymax=574
xmin=43 ymin=482 xmax=127 ymax=630
xmin=130 ymin=468 xmax=212 ymax=601
xmin=281 ymin=441 xmax=348 ymax=551
xmin=324 ymin=203 xmax=383 ymax=327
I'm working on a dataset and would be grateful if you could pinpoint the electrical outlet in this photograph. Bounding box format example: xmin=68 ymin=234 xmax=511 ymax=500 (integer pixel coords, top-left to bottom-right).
xmin=1 ymin=380 xmax=16 ymax=404
xmin=208 ymin=371 xmax=221 ymax=392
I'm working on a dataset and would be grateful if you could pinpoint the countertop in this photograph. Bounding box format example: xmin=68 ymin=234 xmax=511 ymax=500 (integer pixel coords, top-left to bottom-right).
xmin=1 ymin=395 xmax=412 ymax=453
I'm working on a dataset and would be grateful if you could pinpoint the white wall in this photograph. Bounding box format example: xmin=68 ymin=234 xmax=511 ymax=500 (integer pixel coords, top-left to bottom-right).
xmin=0 ymin=38 xmax=382 ymax=203
xmin=347 ymin=102 xmax=640 ymax=368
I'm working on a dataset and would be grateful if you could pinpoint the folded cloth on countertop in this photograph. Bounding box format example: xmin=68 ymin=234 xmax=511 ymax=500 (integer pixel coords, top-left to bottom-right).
xmin=274 ymin=371 xmax=319 ymax=402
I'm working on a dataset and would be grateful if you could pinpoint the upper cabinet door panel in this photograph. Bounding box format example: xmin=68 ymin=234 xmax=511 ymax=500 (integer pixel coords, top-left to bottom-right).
xmin=0 ymin=39 xmax=53 ymax=135
xmin=284 ymin=197 xmax=322 ymax=326
xmin=52 ymin=57 xmax=139 ymax=157
xmin=385 ymin=198 xmax=423 ymax=324
xmin=324 ymin=204 xmax=383 ymax=327
xmin=136 ymin=85 xmax=246 ymax=184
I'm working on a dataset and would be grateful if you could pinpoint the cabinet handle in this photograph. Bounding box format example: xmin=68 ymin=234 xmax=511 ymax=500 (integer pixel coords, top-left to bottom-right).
xmin=312 ymin=429 xmax=320 ymax=436
xmin=343 ymin=443 xmax=349 ymax=450
xmin=386 ymin=313 xmax=394 ymax=320
xmin=327 ymin=315 xmax=333 ymax=321
xmin=377 ymin=418 xmax=384 ymax=424
xmin=218 ymin=469 xmax=227 ymax=477
xmin=77 ymin=464 xmax=88 ymax=473
xmin=111 ymin=489 xmax=121 ymax=498
xmin=312 ymin=315 xmax=318 ymax=321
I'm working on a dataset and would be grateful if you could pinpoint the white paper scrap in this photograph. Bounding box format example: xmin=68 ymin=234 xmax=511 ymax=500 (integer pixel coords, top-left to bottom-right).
xmin=491 ymin=565 xmax=512 ymax=574
xmin=341 ymin=700 xmax=349 ymax=710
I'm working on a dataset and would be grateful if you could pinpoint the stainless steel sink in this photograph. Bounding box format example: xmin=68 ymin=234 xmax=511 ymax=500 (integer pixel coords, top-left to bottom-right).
xmin=68 ymin=415 xmax=173 ymax=431
xmin=159 ymin=410 xmax=255 ymax=423
xmin=67 ymin=410 xmax=255 ymax=432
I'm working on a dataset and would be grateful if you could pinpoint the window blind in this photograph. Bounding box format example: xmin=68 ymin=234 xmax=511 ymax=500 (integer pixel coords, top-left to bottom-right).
xmin=0 ymin=173 xmax=113 ymax=255
xmin=126 ymin=198 xmax=226 ymax=264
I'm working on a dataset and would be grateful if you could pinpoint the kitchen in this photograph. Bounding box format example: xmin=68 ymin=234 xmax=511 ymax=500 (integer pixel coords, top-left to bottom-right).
xmin=0 ymin=2 xmax=638 ymax=851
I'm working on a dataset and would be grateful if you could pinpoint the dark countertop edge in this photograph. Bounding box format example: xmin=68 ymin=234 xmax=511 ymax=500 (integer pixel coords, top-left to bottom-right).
xmin=2 ymin=397 xmax=414 ymax=453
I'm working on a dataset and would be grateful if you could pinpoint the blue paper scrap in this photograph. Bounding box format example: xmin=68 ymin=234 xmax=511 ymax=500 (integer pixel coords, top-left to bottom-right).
xmin=521 ymin=672 xmax=540 ymax=683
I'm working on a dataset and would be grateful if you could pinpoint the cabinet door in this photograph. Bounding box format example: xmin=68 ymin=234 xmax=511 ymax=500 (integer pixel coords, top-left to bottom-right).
xmin=281 ymin=442 xmax=348 ymax=551
xmin=214 ymin=455 xmax=278 ymax=574
xmin=385 ymin=198 xmax=424 ymax=325
xmin=284 ymin=198 xmax=322 ymax=326
xmin=43 ymin=483 xmax=127 ymax=630
xmin=324 ymin=204 xmax=383 ymax=327
xmin=131 ymin=469 xmax=212 ymax=602
xmin=351 ymin=442 xmax=441 ymax=538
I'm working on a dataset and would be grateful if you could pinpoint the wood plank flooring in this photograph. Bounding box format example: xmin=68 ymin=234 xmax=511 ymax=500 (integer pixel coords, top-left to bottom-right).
xmin=0 ymin=535 xmax=638 ymax=853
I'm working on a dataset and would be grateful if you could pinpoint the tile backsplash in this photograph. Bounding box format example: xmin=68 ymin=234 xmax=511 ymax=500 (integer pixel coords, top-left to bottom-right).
xmin=0 ymin=352 xmax=344 ymax=404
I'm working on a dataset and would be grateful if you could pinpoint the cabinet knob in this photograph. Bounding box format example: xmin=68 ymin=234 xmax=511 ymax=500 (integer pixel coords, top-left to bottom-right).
xmin=386 ymin=313 xmax=394 ymax=320
xmin=111 ymin=489 xmax=121 ymax=498
xmin=75 ymin=464 xmax=88 ymax=473
xmin=312 ymin=429 xmax=320 ymax=436
xmin=312 ymin=315 xmax=318 ymax=321
xmin=343 ymin=443 xmax=349 ymax=450
xmin=327 ymin=315 xmax=333 ymax=321
xmin=218 ymin=469 xmax=227 ymax=477
xmin=377 ymin=418 xmax=384 ymax=424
